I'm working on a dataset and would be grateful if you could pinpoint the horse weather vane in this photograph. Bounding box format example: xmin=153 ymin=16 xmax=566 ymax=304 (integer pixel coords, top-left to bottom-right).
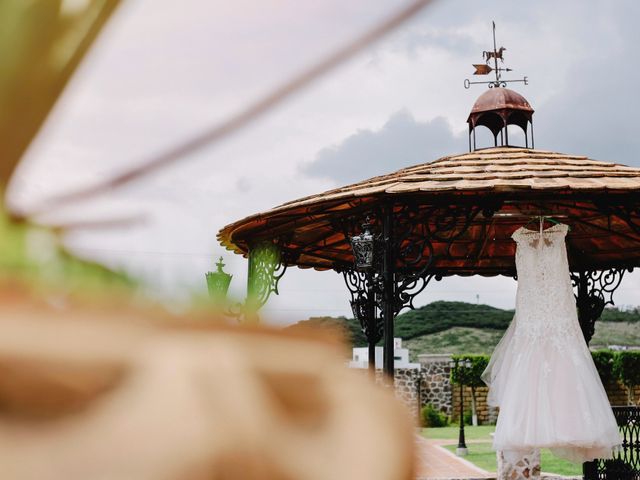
xmin=464 ymin=22 xmax=529 ymax=89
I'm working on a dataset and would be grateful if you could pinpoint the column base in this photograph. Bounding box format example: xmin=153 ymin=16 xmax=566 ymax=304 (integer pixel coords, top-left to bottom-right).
xmin=456 ymin=447 xmax=469 ymax=456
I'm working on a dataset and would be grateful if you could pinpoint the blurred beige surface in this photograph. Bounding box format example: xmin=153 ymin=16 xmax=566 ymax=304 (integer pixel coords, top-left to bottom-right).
xmin=0 ymin=2 xmax=416 ymax=477
xmin=0 ymin=294 xmax=415 ymax=480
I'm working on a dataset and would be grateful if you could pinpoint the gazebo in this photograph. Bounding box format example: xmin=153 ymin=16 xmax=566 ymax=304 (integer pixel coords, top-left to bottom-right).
xmin=219 ymin=86 xmax=640 ymax=379
xmin=218 ymin=28 xmax=640 ymax=478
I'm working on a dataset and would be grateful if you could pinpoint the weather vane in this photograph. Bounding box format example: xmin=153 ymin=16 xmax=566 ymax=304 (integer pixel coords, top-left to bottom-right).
xmin=464 ymin=21 xmax=528 ymax=89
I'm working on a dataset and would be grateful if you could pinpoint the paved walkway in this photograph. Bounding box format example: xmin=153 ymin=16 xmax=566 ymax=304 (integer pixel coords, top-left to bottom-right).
xmin=415 ymin=436 xmax=495 ymax=480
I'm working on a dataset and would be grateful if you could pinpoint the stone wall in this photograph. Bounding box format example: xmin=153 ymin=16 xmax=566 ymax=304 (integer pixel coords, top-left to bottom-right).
xmin=359 ymin=369 xmax=422 ymax=421
xmin=448 ymin=374 xmax=640 ymax=425
xmin=603 ymin=379 xmax=640 ymax=406
xmin=356 ymin=361 xmax=451 ymax=422
xmin=356 ymin=353 xmax=640 ymax=427
xmin=416 ymin=353 xmax=499 ymax=425
xmin=413 ymin=353 xmax=639 ymax=425
xmin=417 ymin=354 xmax=453 ymax=415
xmin=393 ymin=368 xmax=422 ymax=420
xmin=451 ymin=384 xmax=498 ymax=425
xmin=449 ymin=379 xmax=639 ymax=426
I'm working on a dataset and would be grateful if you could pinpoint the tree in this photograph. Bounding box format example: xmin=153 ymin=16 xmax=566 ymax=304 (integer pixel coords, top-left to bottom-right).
xmin=451 ymin=354 xmax=489 ymax=426
xmin=591 ymin=350 xmax=615 ymax=385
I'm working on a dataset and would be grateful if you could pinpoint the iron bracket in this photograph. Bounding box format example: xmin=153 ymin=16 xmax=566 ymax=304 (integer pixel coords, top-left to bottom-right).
xmin=246 ymin=241 xmax=288 ymax=312
xmin=570 ymin=267 xmax=632 ymax=344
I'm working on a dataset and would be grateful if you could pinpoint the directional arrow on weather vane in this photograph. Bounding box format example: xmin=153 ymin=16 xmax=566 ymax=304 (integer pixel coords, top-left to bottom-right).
xmin=473 ymin=64 xmax=513 ymax=76
xmin=473 ymin=64 xmax=493 ymax=75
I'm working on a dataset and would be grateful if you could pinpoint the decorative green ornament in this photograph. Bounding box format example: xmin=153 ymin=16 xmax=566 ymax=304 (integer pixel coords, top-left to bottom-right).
xmin=205 ymin=257 xmax=232 ymax=302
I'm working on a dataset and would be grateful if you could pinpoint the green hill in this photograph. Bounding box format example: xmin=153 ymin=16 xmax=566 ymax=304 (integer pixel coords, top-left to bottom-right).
xmin=404 ymin=327 xmax=505 ymax=356
xmin=394 ymin=301 xmax=513 ymax=339
xmin=286 ymin=315 xmax=366 ymax=346
xmin=287 ymin=301 xmax=640 ymax=356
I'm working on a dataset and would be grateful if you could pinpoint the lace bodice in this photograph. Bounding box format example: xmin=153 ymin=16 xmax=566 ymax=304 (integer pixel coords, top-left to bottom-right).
xmin=511 ymin=223 xmax=583 ymax=346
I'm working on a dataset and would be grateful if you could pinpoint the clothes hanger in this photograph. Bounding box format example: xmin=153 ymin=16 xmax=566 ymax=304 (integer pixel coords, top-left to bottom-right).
xmin=521 ymin=216 xmax=539 ymax=231
xmin=540 ymin=216 xmax=571 ymax=231
xmin=544 ymin=217 xmax=562 ymax=226
xmin=520 ymin=215 xmax=571 ymax=233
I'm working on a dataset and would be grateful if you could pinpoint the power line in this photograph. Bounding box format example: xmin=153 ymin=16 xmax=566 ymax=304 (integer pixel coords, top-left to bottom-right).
xmin=70 ymin=246 xmax=216 ymax=257
xmin=19 ymin=0 xmax=437 ymax=221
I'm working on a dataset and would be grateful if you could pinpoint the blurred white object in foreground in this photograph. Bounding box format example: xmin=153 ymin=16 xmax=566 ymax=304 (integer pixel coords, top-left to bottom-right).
xmin=0 ymin=296 xmax=415 ymax=480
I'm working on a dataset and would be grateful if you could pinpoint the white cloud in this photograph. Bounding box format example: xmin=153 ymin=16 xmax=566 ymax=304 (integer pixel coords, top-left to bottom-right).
xmin=7 ymin=0 xmax=640 ymax=325
xmin=303 ymin=110 xmax=462 ymax=183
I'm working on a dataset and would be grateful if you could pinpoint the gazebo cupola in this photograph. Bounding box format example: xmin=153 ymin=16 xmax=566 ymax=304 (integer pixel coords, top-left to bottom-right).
xmin=467 ymin=87 xmax=534 ymax=150
xmin=464 ymin=21 xmax=532 ymax=150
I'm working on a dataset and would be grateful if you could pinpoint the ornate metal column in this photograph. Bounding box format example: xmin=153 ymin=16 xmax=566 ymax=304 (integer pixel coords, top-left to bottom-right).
xmin=571 ymin=268 xmax=632 ymax=344
xmin=344 ymin=270 xmax=382 ymax=373
xmin=381 ymin=204 xmax=396 ymax=379
xmin=343 ymin=201 xmax=495 ymax=382
xmin=343 ymin=205 xmax=400 ymax=380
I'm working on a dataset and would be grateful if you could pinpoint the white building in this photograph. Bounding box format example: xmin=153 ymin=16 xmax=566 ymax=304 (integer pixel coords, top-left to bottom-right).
xmin=349 ymin=338 xmax=420 ymax=370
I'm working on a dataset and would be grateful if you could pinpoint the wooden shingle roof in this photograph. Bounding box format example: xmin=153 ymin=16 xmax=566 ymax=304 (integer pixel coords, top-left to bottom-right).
xmin=218 ymin=147 xmax=640 ymax=275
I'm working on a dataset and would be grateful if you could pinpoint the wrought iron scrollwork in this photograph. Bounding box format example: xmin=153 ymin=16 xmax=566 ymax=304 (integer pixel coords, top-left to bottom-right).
xmin=594 ymin=199 xmax=640 ymax=236
xmin=571 ymin=267 xmax=632 ymax=344
xmin=246 ymin=241 xmax=287 ymax=311
xmin=394 ymin=272 xmax=440 ymax=314
xmin=392 ymin=202 xmax=490 ymax=314
xmin=340 ymin=199 xmax=499 ymax=378
xmin=342 ymin=270 xmax=383 ymax=344
xmin=583 ymin=406 xmax=640 ymax=479
xmin=342 ymin=201 xmax=498 ymax=317
xmin=332 ymin=209 xmax=379 ymax=242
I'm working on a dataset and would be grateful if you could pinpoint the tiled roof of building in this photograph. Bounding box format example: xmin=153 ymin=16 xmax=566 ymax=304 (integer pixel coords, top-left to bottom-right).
xmin=218 ymin=147 xmax=640 ymax=274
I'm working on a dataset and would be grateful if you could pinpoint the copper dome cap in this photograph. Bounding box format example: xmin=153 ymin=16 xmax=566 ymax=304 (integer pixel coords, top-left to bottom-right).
xmin=468 ymin=87 xmax=534 ymax=117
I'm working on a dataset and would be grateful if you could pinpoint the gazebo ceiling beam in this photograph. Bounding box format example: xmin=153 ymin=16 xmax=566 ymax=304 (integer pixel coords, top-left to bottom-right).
xmin=228 ymin=193 xmax=640 ymax=255
xmin=286 ymin=249 xmax=349 ymax=266
xmin=287 ymin=228 xmax=346 ymax=251
xmin=235 ymin=201 xmax=376 ymax=246
xmin=549 ymin=201 xmax=612 ymax=215
xmin=267 ymin=198 xmax=640 ymax=272
xmin=568 ymin=217 xmax=640 ymax=244
xmin=594 ymin=202 xmax=640 ymax=237
xmin=221 ymin=191 xmax=640 ymax=274
xmin=288 ymin=241 xmax=348 ymax=259
xmin=284 ymin=218 xmax=640 ymax=253
xmin=528 ymin=198 xmax=640 ymax=234
xmin=265 ymin=199 xmax=371 ymax=222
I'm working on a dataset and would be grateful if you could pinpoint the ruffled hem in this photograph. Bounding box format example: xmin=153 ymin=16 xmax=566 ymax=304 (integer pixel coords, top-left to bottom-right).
xmin=483 ymin=318 xmax=621 ymax=464
xmin=494 ymin=441 xmax=621 ymax=464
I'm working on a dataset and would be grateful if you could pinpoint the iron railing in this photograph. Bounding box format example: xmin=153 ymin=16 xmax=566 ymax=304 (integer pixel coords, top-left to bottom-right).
xmin=584 ymin=406 xmax=640 ymax=479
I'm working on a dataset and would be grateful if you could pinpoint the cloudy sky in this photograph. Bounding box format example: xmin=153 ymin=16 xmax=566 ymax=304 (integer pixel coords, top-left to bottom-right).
xmin=8 ymin=0 xmax=640 ymax=325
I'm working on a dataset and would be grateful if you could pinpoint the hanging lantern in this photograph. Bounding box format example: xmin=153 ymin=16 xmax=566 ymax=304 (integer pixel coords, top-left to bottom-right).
xmin=206 ymin=257 xmax=232 ymax=301
xmin=350 ymin=220 xmax=376 ymax=271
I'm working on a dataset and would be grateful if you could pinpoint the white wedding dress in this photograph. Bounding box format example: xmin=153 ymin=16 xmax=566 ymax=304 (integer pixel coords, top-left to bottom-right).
xmin=482 ymin=223 xmax=620 ymax=463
